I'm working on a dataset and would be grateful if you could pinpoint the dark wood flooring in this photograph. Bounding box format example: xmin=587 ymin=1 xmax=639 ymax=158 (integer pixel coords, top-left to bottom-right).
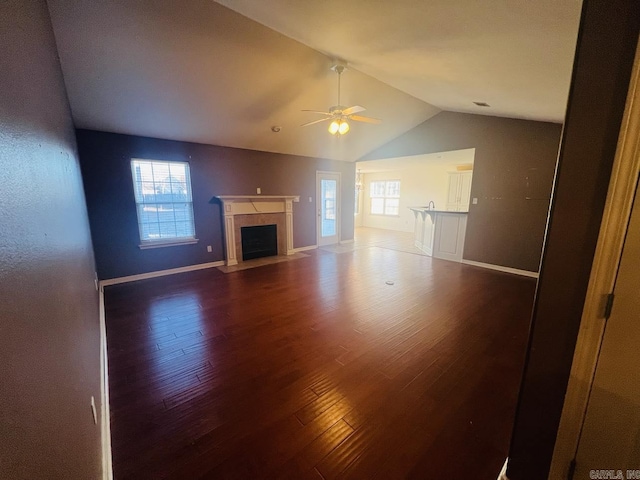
xmin=105 ymin=232 xmax=535 ymax=479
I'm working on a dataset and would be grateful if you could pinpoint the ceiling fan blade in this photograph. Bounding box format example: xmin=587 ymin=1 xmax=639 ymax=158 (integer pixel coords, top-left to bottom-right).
xmin=301 ymin=117 xmax=332 ymax=127
xmin=341 ymin=105 xmax=366 ymax=116
xmin=301 ymin=110 xmax=332 ymax=116
xmin=350 ymin=114 xmax=382 ymax=124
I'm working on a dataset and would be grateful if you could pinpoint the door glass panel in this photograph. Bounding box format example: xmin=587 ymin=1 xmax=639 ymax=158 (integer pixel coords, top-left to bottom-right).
xmin=321 ymin=179 xmax=337 ymax=237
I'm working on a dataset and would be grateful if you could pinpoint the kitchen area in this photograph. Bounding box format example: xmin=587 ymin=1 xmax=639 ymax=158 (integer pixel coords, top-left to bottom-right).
xmin=355 ymin=148 xmax=475 ymax=263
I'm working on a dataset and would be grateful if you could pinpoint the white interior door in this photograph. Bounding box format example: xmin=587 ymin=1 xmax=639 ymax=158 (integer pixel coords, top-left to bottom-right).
xmin=574 ymin=176 xmax=640 ymax=477
xmin=317 ymin=171 xmax=340 ymax=246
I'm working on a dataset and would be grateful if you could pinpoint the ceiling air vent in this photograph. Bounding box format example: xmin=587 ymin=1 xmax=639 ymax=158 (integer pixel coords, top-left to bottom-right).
xmin=473 ymin=101 xmax=490 ymax=107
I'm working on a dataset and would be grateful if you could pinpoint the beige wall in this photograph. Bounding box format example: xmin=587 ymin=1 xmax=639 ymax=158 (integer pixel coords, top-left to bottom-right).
xmin=362 ymin=112 xmax=562 ymax=272
xmin=358 ymin=151 xmax=475 ymax=233
xmin=0 ymin=1 xmax=102 ymax=478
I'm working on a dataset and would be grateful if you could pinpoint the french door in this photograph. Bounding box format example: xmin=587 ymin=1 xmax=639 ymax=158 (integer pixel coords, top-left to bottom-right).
xmin=316 ymin=171 xmax=341 ymax=246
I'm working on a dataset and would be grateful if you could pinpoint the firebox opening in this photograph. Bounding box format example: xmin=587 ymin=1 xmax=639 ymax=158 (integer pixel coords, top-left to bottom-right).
xmin=241 ymin=224 xmax=278 ymax=261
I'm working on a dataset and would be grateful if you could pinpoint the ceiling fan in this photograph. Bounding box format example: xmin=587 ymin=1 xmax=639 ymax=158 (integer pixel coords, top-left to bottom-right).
xmin=301 ymin=62 xmax=382 ymax=135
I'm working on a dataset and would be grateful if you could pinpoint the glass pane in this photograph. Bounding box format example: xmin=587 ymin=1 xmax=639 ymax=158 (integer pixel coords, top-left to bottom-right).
xmin=137 ymin=204 xmax=157 ymax=224
xmin=321 ymin=179 xmax=337 ymax=237
xmin=139 ymin=182 xmax=157 ymax=203
xmin=370 ymin=181 xmax=386 ymax=197
xmin=172 ymin=203 xmax=192 ymax=222
xmin=385 ymin=199 xmax=400 ymax=215
xmin=325 ymin=199 xmax=335 ymax=219
xmin=175 ymin=222 xmax=194 ymax=238
xmin=158 ymin=221 xmax=177 ymax=239
xmin=156 ymin=204 xmax=176 ymax=225
xmin=371 ymin=198 xmax=384 ymax=214
xmin=386 ymin=181 xmax=400 ymax=198
xmin=142 ymin=221 xmax=160 ymax=241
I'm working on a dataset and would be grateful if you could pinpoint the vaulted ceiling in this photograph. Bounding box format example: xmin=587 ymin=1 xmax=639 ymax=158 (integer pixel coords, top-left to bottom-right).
xmin=47 ymin=0 xmax=582 ymax=162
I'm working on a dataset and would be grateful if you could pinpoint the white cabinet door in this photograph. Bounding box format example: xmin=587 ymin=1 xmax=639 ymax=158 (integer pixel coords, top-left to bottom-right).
xmin=459 ymin=172 xmax=473 ymax=211
xmin=446 ymin=172 xmax=473 ymax=211
xmin=447 ymin=173 xmax=460 ymax=207
xmin=433 ymin=213 xmax=467 ymax=262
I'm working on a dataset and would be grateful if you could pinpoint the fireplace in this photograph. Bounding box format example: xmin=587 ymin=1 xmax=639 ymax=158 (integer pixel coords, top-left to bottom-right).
xmin=241 ymin=224 xmax=277 ymax=261
xmin=215 ymin=195 xmax=299 ymax=266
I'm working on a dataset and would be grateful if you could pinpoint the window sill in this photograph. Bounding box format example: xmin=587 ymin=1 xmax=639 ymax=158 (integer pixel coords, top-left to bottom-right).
xmin=139 ymin=238 xmax=199 ymax=250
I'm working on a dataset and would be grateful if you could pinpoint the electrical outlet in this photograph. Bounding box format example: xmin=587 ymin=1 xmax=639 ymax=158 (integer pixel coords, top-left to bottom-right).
xmin=90 ymin=396 xmax=97 ymax=425
xmin=472 ymin=198 xmax=478 ymax=204
xmin=309 ymin=196 xmax=313 ymax=202
xmin=207 ymin=245 xmax=212 ymax=253
xmin=256 ymin=187 xmax=261 ymax=194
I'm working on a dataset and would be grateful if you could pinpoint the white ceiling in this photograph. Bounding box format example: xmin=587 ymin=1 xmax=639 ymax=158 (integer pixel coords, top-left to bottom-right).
xmin=216 ymin=0 xmax=582 ymax=122
xmin=47 ymin=0 xmax=582 ymax=162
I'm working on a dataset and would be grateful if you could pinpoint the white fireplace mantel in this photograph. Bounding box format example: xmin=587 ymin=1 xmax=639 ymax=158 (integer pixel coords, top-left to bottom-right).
xmin=215 ymin=195 xmax=299 ymax=266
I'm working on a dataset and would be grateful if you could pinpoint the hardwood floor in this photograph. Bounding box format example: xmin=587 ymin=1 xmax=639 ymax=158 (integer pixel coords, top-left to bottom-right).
xmin=105 ymin=229 xmax=536 ymax=479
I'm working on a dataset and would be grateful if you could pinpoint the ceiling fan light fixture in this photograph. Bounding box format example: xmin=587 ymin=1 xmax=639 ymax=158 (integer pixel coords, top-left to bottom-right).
xmin=302 ymin=62 xmax=381 ymax=134
xmin=329 ymin=120 xmax=350 ymax=135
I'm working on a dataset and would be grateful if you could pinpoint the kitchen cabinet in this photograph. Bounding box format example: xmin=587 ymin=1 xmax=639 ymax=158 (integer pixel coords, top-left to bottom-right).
xmin=446 ymin=171 xmax=473 ymax=212
xmin=409 ymin=207 xmax=468 ymax=263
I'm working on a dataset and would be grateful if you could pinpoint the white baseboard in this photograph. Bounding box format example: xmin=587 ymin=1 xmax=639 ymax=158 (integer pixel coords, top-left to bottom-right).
xmin=99 ymin=261 xmax=225 ymax=288
xmin=292 ymin=244 xmax=318 ymax=253
xmin=339 ymin=238 xmax=354 ymax=244
xmin=99 ymin=289 xmax=113 ymax=480
xmin=497 ymin=458 xmax=509 ymax=480
xmin=461 ymin=259 xmax=539 ymax=278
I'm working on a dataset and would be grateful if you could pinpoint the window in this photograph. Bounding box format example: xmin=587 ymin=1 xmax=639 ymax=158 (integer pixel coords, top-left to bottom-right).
xmin=370 ymin=180 xmax=400 ymax=216
xmin=131 ymin=159 xmax=197 ymax=248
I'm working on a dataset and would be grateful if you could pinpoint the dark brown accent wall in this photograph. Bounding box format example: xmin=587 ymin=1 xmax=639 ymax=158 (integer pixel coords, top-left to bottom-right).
xmin=76 ymin=130 xmax=355 ymax=280
xmin=507 ymin=1 xmax=640 ymax=479
xmin=0 ymin=1 xmax=101 ymax=478
xmin=361 ymin=112 xmax=562 ymax=272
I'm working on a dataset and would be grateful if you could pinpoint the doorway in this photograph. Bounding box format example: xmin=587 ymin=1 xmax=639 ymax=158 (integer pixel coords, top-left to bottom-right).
xmin=316 ymin=171 xmax=341 ymax=246
xmin=573 ymin=174 xmax=640 ymax=476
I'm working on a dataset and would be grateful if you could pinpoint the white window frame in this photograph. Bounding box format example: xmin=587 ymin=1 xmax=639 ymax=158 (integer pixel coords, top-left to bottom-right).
xmin=130 ymin=159 xmax=198 ymax=249
xmin=369 ymin=180 xmax=401 ymax=216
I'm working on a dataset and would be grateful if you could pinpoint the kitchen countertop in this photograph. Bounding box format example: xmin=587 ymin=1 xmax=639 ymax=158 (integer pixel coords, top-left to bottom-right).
xmin=409 ymin=207 xmax=469 ymax=214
